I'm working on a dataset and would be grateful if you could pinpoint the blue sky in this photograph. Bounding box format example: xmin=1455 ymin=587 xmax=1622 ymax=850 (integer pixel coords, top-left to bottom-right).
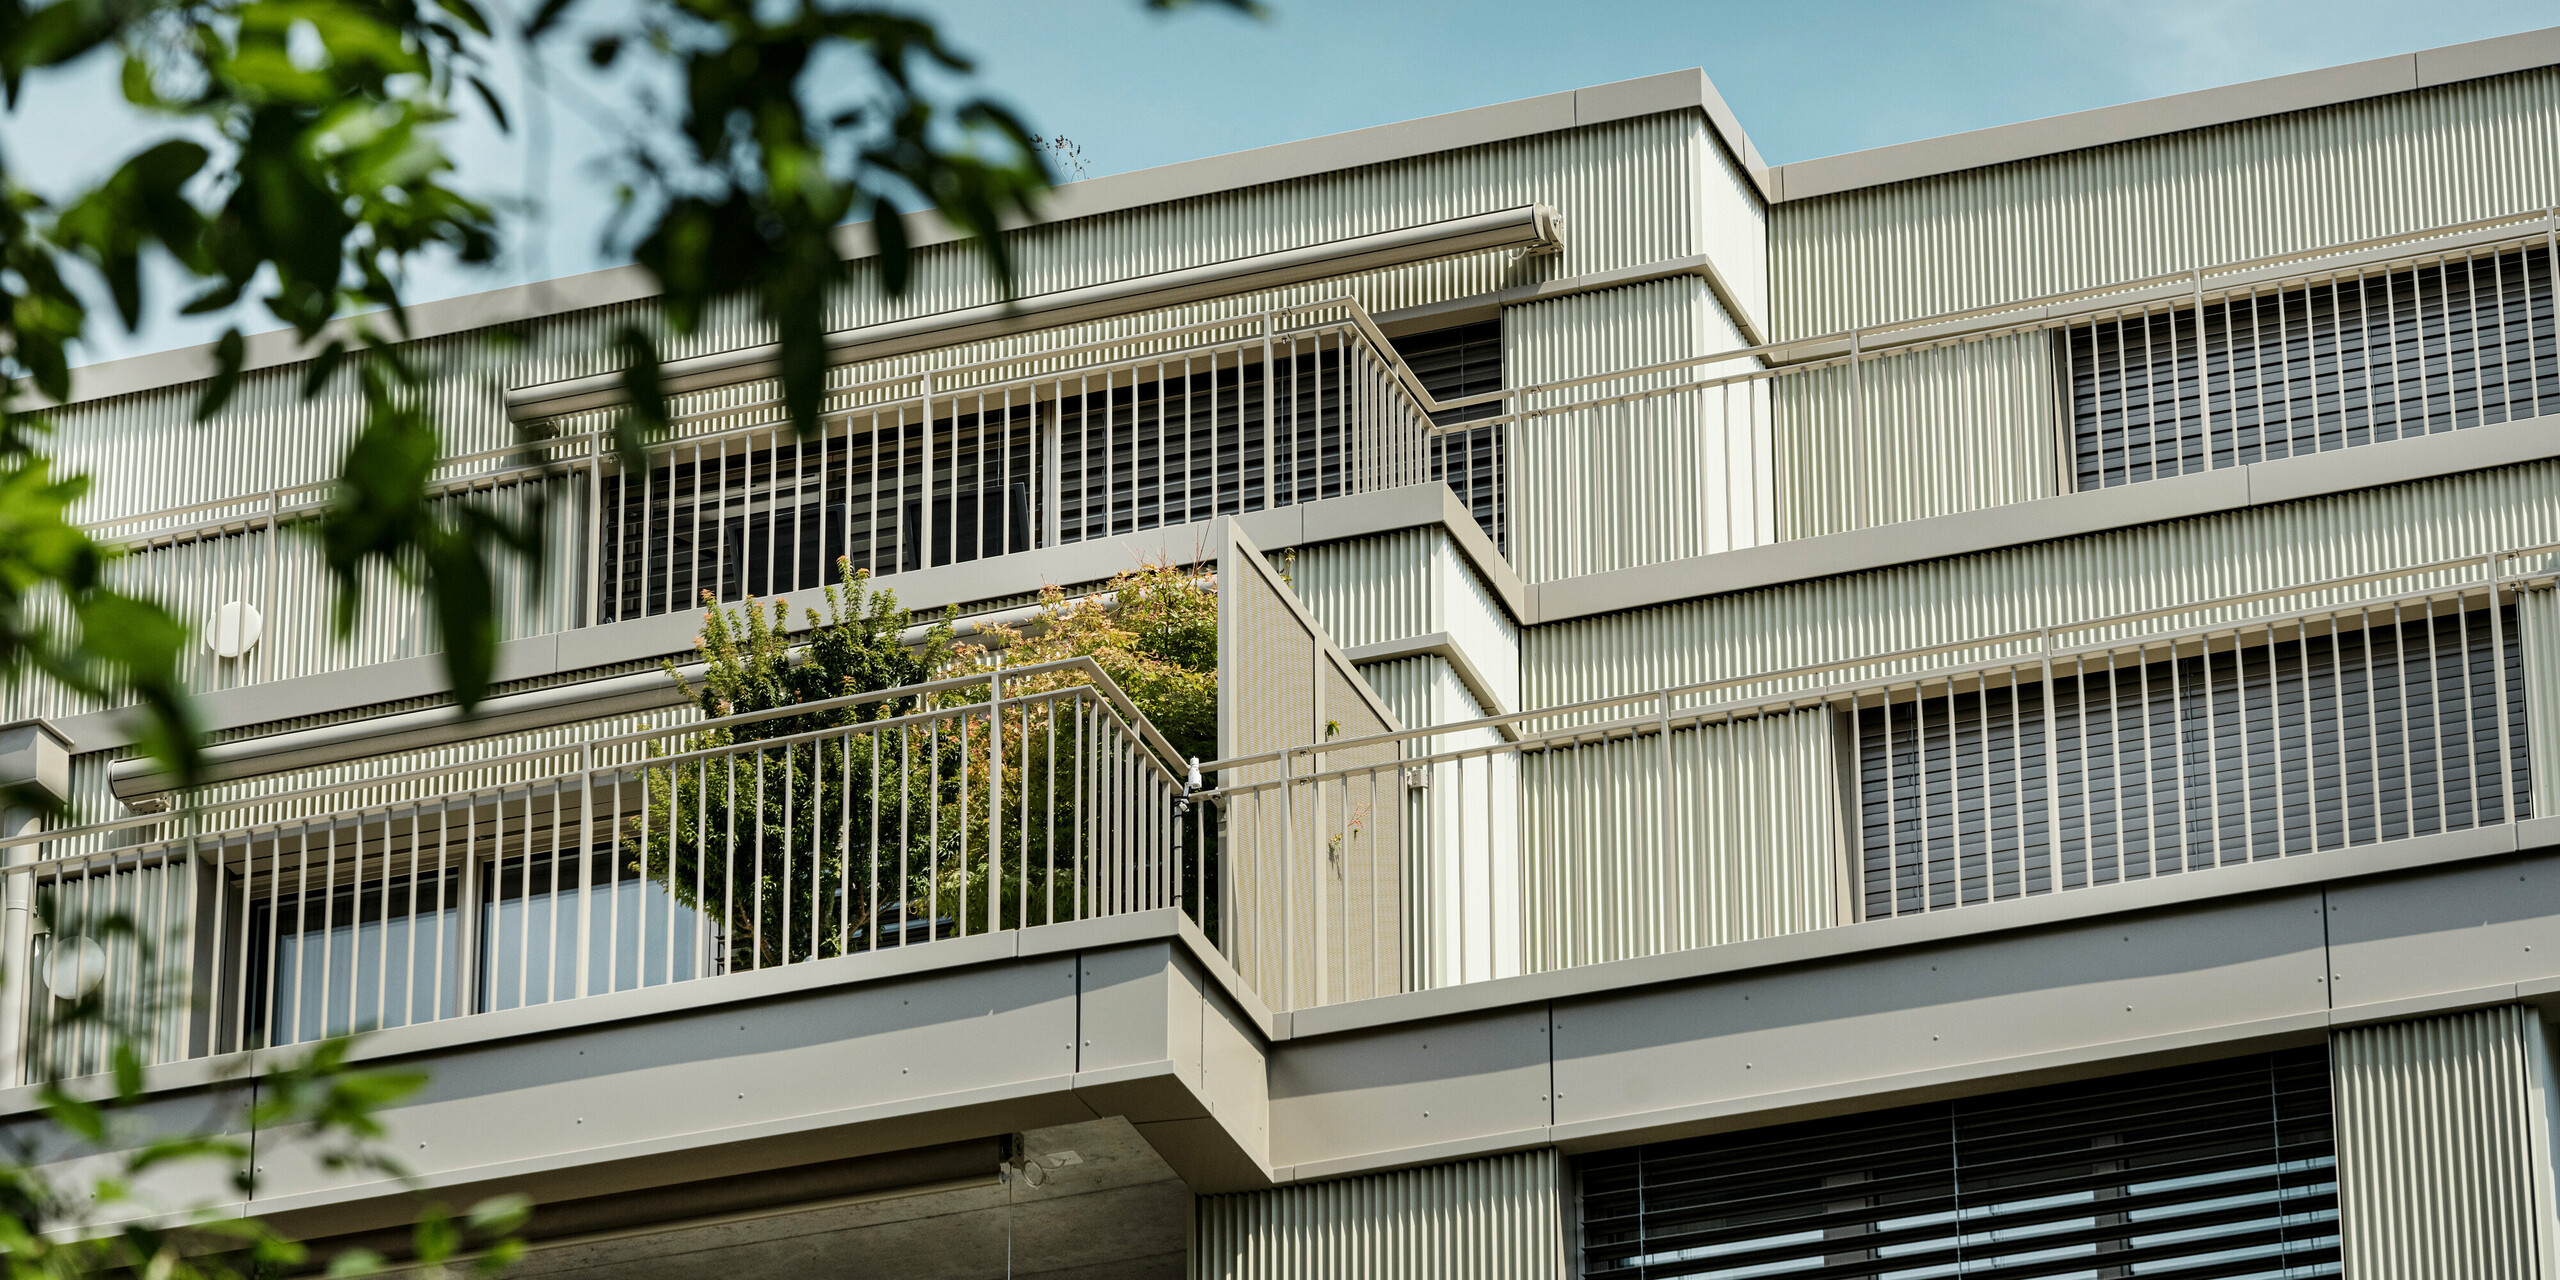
xmin=5 ymin=0 xmax=2554 ymax=363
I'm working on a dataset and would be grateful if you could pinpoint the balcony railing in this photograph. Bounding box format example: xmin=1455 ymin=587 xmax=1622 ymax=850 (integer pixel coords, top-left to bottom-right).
xmin=55 ymin=206 xmax=2560 ymax=717
xmin=1196 ymin=542 xmax=2560 ymax=1007
xmin=0 ymin=658 xmax=1204 ymax=1083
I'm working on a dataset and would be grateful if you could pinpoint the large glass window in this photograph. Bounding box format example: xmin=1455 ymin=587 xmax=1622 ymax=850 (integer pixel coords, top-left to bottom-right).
xmin=249 ymin=869 xmax=462 ymax=1046
xmin=1578 ymin=1048 xmax=2339 ymax=1279
xmin=2067 ymin=245 xmax=2557 ymax=490
xmin=479 ymin=850 xmax=704 ymax=1014
xmin=242 ymin=840 xmax=706 ymax=1046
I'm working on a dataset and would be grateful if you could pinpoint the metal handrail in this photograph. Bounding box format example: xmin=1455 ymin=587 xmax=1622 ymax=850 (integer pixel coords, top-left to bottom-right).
xmin=0 ymin=656 xmax=1185 ymax=868
xmin=77 ymin=205 xmax=2560 ymax=552
xmin=1195 ymin=539 xmax=2560 ymax=785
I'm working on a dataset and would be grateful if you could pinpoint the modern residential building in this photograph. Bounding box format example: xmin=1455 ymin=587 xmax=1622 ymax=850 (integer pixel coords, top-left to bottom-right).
xmin=9 ymin=22 xmax=2560 ymax=1279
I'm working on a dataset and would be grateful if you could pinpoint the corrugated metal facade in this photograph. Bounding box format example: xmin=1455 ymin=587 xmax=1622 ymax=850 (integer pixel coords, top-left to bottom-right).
xmin=2332 ymin=1004 xmax=2557 ymax=1279
xmin=1770 ymin=331 xmax=2059 ymax=541
xmin=1766 ymin=66 xmax=2560 ymax=537
xmin=24 ymin=109 xmax=1744 ymax=731
xmin=1770 ymin=66 xmax=2560 ymax=338
xmin=55 ymin=112 xmax=1738 ymax=524
xmin=1288 ymin=527 xmax=1520 ymax=708
xmin=1361 ymin=656 xmax=1521 ymax=988
xmin=1506 ymin=277 xmax=1772 ymax=583
xmin=1526 ymin=461 xmax=2560 ymax=713
xmin=1519 ymin=706 xmax=1840 ymax=972
xmin=1194 ymin=1149 xmax=1566 ymax=1280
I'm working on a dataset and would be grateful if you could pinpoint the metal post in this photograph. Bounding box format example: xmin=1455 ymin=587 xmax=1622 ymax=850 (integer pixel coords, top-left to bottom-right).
xmin=988 ymin=656 xmax=1003 ymax=932
xmin=260 ymin=489 xmax=281 ymax=684
xmin=1656 ymin=688 xmax=1678 ymax=952
xmin=0 ymin=720 xmax=70 ymax=1087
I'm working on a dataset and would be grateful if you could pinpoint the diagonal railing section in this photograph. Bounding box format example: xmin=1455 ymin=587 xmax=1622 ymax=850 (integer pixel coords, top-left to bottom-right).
xmin=0 ymin=658 xmax=1206 ymax=1083
xmin=1198 ymin=543 xmax=2560 ymax=1009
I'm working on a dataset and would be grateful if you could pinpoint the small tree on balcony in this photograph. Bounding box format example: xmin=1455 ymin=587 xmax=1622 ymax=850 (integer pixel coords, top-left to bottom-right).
xmin=629 ymin=565 xmax=954 ymax=971
xmin=626 ymin=559 xmax=1217 ymax=967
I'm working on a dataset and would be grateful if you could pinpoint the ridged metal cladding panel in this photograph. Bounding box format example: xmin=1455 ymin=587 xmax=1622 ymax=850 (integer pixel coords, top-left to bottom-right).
xmin=52 ymin=111 xmax=1729 ymax=524
xmin=1287 ymin=531 xmax=1439 ymax=654
xmin=1507 ymin=276 xmax=1772 ymax=584
xmin=33 ymin=111 xmax=1726 ymax=723
xmin=1770 ymin=331 xmax=2060 ymax=541
xmin=1519 ymin=706 xmax=1840 ymax=972
xmin=1771 ymin=66 xmax=2560 ymax=337
xmin=1194 ymin=1149 xmax=1567 ymax=1280
xmin=1357 ymin=656 xmax=1523 ymax=988
xmin=2332 ymin=1005 xmax=2554 ymax=1279
xmin=1289 ymin=528 xmax=1521 ymax=709
xmin=1525 ymin=460 xmax=2560 ymax=713
xmin=2529 ymin=583 xmax=2560 ymax=803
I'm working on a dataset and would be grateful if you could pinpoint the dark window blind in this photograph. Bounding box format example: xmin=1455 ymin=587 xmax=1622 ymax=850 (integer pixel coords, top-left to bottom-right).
xmin=1579 ymin=1048 xmax=2339 ymax=1280
xmin=1394 ymin=320 xmax=1507 ymax=553
xmin=2068 ymin=245 xmax=2557 ymax=491
xmin=1858 ymin=605 xmax=2531 ymax=920
xmin=598 ymin=403 xmax=1037 ymax=623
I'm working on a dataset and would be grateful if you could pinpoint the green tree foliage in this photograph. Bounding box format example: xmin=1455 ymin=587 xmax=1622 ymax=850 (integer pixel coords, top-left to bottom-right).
xmin=632 ymin=565 xmax=955 ymax=969
xmin=0 ymin=903 xmax=528 ymax=1279
xmin=626 ymin=562 xmax=1217 ymax=959
xmin=0 ymin=0 xmax=1256 ymax=1269
xmin=956 ymin=561 xmax=1219 ymax=765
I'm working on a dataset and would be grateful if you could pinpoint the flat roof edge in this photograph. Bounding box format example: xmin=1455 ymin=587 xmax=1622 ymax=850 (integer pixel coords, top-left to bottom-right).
xmin=48 ymin=68 xmax=1754 ymax=409
xmin=1770 ymin=24 xmax=2560 ymax=202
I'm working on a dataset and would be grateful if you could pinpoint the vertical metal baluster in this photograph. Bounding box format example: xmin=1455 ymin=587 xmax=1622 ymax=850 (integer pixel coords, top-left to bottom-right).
xmin=987 ymin=664 xmax=1003 ymax=934
xmin=2489 ymin=554 xmax=2518 ymax=826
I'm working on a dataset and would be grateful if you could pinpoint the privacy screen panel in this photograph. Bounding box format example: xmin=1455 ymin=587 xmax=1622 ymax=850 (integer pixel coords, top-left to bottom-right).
xmin=2067 ymin=245 xmax=2557 ymax=491
xmin=1578 ymin=1047 xmax=2339 ymax=1280
xmin=1397 ymin=320 xmax=1507 ymax=553
xmin=1858 ymin=604 xmax=2530 ymax=920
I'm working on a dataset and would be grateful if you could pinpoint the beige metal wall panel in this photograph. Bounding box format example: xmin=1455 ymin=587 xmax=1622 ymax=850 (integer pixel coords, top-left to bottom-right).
xmin=2333 ymin=1004 xmax=2554 ymax=1279
xmin=2529 ymin=584 xmax=2560 ymax=804
xmin=1287 ymin=532 xmax=1438 ymax=654
xmin=54 ymin=112 xmax=1730 ymax=526
xmin=34 ymin=111 xmax=1727 ymax=723
xmin=1194 ymin=1149 xmax=1567 ymax=1280
xmin=1518 ymin=706 xmax=1839 ymax=973
xmin=1771 ymin=67 xmax=2560 ymax=338
xmin=1526 ymin=460 xmax=2560 ymax=714
xmin=1289 ymin=528 xmax=1521 ymax=708
xmin=1360 ymin=656 xmax=1520 ymax=988
xmin=2 ymin=477 xmax=585 ymax=725
xmin=1771 ymin=331 xmax=2061 ymax=541
xmin=1508 ymin=277 xmax=1773 ymax=583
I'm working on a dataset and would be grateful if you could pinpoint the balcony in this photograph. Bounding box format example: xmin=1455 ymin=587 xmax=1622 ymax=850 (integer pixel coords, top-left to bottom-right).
xmin=39 ymin=206 xmax=2560 ymax=736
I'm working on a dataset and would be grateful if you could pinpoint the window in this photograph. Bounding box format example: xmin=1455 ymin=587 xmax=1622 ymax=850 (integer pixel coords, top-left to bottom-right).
xmin=1395 ymin=320 xmax=1508 ymax=553
xmin=237 ymin=828 xmax=707 ymax=1047
xmin=2067 ymin=245 xmax=2557 ymax=490
xmin=1856 ymin=603 xmax=2530 ymax=920
xmin=1578 ymin=1047 xmax=2339 ymax=1279
xmin=599 ymin=404 xmax=1039 ymax=623
xmin=248 ymin=867 xmax=462 ymax=1046
xmin=479 ymin=849 xmax=705 ymax=1014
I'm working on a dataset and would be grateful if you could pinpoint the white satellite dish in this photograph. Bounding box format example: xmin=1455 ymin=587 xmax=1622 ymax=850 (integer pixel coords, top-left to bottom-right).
xmin=45 ymin=937 xmax=108 ymax=1001
xmin=208 ymin=600 xmax=264 ymax=659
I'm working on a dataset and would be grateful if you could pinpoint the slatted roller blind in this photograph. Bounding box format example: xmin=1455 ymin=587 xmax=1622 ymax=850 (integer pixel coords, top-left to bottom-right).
xmin=1579 ymin=1048 xmax=2339 ymax=1279
xmin=1857 ymin=604 xmax=2531 ymax=921
xmin=1395 ymin=320 xmax=1508 ymax=553
xmin=2067 ymin=245 xmax=2558 ymax=491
